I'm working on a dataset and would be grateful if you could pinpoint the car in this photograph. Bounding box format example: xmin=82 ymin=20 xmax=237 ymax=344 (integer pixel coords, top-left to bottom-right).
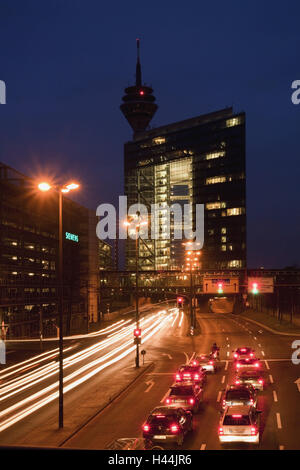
xmin=236 ymin=357 xmax=260 ymax=370
xmin=221 ymin=384 xmax=257 ymax=409
xmin=218 ymin=405 xmax=261 ymax=444
xmin=193 ymin=354 xmax=218 ymax=373
xmin=142 ymin=406 xmax=193 ymax=446
xmin=235 ymin=369 xmax=265 ymax=391
xmin=175 ymin=365 xmax=206 ymax=386
xmin=165 ymin=382 xmax=203 ymax=412
xmin=233 ymin=347 xmax=256 ymax=361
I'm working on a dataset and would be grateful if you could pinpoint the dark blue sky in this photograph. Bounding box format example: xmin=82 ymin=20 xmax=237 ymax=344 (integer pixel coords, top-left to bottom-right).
xmin=0 ymin=0 xmax=299 ymax=268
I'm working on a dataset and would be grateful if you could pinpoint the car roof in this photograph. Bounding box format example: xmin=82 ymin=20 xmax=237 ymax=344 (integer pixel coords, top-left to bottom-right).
xmin=225 ymin=405 xmax=252 ymax=415
xmin=151 ymin=406 xmax=179 ymax=415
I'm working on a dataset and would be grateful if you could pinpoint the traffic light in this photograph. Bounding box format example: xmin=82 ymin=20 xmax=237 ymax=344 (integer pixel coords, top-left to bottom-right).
xmin=134 ymin=328 xmax=141 ymax=337
xmin=177 ymin=297 xmax=183 ymax=307
xmin=217 ymin=282 xmax=223 ymax=294
xmin=251 ymin=282 xmax=259 ymax=295
xmin=134 ymin=328 xmax=141 ymax=345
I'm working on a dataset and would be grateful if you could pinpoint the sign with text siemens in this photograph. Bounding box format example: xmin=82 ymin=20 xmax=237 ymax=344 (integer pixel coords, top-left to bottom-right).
xmin=65 ymin=232 xmax=79 ymax=242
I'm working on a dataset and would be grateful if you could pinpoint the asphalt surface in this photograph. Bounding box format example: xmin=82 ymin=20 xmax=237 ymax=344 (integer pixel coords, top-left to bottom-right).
xmin=63 ymin=310 xmax=300 ymax=450
xmin=1 ymin=306 xmax=299 ymax=450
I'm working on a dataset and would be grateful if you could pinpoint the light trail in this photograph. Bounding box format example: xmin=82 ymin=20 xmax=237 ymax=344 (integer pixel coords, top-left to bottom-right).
xmin=0 ymin=310 xmax=173 ymax=433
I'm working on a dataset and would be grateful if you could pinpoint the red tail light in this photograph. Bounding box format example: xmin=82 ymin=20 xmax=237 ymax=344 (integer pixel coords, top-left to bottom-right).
xmin=234 ymin=353 xmax=238 ymax=358
xmin=222 ymin=399 xmax=226 ymax=406
xmin=249 ymin=399 xmax=254 ymax=405
xmin=189 ymin=398 xmax=195 ymax=404
xmin=170 ymin=424 xmax=179 ymax=433
xmin=232 ymin=414 xmax=242 ymax=418
xmin=176 ymin=374 xmax=180 ymax=380
xmin=193 ymin=361 xmax=198 ymax=365
xmin=255 ymin=362 xmax=259 ymax=368
xmin=218 ymin=426 xmax=224 ymax=435
xmin=194 ymin=374 xmax=199 ymax=380
xmin=236 ymin=363 xmax=241 ymax=368
xmin=143 ymin=424 xmax=150 ymax=432
xmin=251 ymin=426 xmax=257 ymax=435
xmin=250 ymin=353 xmax=254 ymax=357
xmin=209 ymin=361 xmax=213 ymax=365
xmin=258 ymin=379 xmax=263 ymax=384
xmin=235 ymin=380 xmax=240 ymax=385
xmin=166 ymin=398 xmax=170 ymax=404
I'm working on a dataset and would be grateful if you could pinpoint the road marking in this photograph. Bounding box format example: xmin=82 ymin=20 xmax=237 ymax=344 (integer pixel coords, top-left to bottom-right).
xmin=221 ymin=375 xmax=225 ymax=384
xmin=258 ymin=330 xmax=263 ymax=334
xmin=226 ymin=337 xmax=229 ymax=341
xmin=226 ymin=351 xmax=229 ymax=357
xmin=265 ymin=360 xmax=270 ymax=370
xmin=200 ymin=443 xmax=206 ymax=450
xmin=145 ymin=380 xmax=155 ymax=393
xmin=294 ymin=378 xmax=300 ymax=392
xmin=227 ymin=344 xmax=230 ymax=348
xmin=225 ymin=361 xmax=229 ymax=371
xmin=184 ymin=352 xmax=190 ymax=364
xmin=160 ymin=390 xmax=170 ymax=404
xmin=279 ymin=445 xmax=284 ymax=450
xmin=269 ymin=374 xmax=274 ymax=383
xmin=261 ymin=351 xmax=265 ymax=356
xmin=276 ymin=413 xmax=282 ymax=429
xmin=179 ymin=312 xmax=184 ymax=327
xmin=254 ymin=336 xmax=257 ymax=340
xmin=258 ymin=344 xmax=261 ymax=347
xmin=217 ymin=391 xmax=222 ymax=402
xmin=273 ymin=391 xmax=278 ymax=402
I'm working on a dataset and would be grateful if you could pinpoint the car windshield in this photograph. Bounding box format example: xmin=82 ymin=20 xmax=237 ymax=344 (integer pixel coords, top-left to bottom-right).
xmin=149 ymin=415 xmax=177 ymax=425
xmin=223 ymin=415 xmax=250 ymax=426
xmin=197 ymin=356 xmax=209 ymax=361
xmin=239 ymin=359 xmax=256 ymax=364
xmin=240 ymin=372 xmax=260 ymax=379
xmin=226 ymin=390 xmax=250 ymax=401
xmin=170 ymin=387 xmax=193 ymax=396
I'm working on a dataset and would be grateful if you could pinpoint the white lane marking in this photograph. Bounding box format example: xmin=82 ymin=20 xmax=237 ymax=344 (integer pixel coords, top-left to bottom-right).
xmin=227 ymin=344 xmax=230 ymax=348
xmin=269 ymin=374 xmax=274 ymax=384
xmin=200 ymin=443 xmax=206 ymax=450
xmin=162 ymin=353 xmax=172 ymax=360
xmin=258 ymin=330 xmax=263 ymax=334
xmin=276 ymin=413 xmax=282 ymax=429
xmin=273 ymin=391 xmax=278 ymax=402
xmin=145 ymin=380 xmax=155 ymax=393
xmin=160 ymin=390 xmax=170 ymax=404
xmin=184 ymin=352 xmax=190 ymax=364
xmin=295 ymin=378 xmax=300 ymax=392
xmin=226 ymin=351 xmax=229 ymax=357
xmin=258 ymin=344 xmax=261 ymax=347
xmin=225 ymin=361 xmax=229 ymax=371
xmin=265 ymin=360 xmax=270 ymax=370
xmin=226 ymin=337 xmax=229 ymax=341
xmin=279 ymin=445 xmax=284 ymax=450
xmin=179 ymin=312 xmax=184 ymax=327
xmin=254 ymin=336 xmax=257 ymax=340
xmin=221 ymin=375 xmax=225 ymax=384
xmin=217 ymin=391 xmax=222 ymax=402
xmin=261 ymin=351 xmax=265 ymax=356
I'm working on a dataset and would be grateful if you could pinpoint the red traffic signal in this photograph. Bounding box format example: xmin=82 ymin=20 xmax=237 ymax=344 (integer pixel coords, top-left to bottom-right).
xmin=177 ymin=297 xmax=183 ymax=306
xmin=134 ymin=328 xmax=141 ymax=337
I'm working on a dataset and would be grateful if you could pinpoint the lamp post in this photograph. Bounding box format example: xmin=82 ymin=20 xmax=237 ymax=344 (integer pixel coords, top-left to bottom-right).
xmin=183 ymin=241 xmax=201 ymax=331
xmin=124 ymin=213 xmax=148 ymax=368
xmin=38 ymin=181 xmax=79 ymax=428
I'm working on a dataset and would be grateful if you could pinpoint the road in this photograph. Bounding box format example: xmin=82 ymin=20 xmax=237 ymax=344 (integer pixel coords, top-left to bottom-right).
xmin=0 ymin=303 xmax=175 ymax=445
xmin=62 ymin=310 xmax=300 ymax=450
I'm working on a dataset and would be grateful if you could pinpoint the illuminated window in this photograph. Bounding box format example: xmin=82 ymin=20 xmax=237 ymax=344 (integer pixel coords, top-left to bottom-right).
xmin=226 ymin=117 xmax=241 ymax=127
xmin=221 ymin=227 xmax=227 ymax=234
xmin=205 ymin=151 xmax=225 ymax=160
xmin=221 ymin=236 xmax=226 ymax=243
xmin=206 ymin=176 xmax=227 ymax=185
xmin=228 ymin=260 xmax=242 ymax=268
xmin=228 ymin=245 xmax=233 ymax=251
xmin=153 ymin=137 xmax=166 ymax=145
xmin=227 ymin=207 xmax=245 ymax=216
xmin=206 ymin=202 xmax=226 ymax=210
xmin=221 ymin=245 xmax=227 ymax=251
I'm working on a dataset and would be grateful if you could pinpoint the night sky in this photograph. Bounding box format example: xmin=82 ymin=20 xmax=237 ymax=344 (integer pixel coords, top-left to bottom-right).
xmin=0 ymin=0 xmax=299 ymax=268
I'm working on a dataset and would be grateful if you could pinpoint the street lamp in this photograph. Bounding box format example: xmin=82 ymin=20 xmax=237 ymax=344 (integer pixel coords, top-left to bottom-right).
xmin=124 ymin=213 xmax=148 ymax=368
xmin=38 ymin=180 xmax=79 ymax=428
xmin=183 ymin=241 xmax=201 ymax=332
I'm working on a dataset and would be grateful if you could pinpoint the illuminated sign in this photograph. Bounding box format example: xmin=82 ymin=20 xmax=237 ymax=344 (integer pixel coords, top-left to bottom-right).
xmin=65 ymin=232 xmax=79 ymax=242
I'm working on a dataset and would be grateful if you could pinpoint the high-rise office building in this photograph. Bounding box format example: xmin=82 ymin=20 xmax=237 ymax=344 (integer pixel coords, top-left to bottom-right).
xmin=121 ymin=44 xmax=246 ymax=271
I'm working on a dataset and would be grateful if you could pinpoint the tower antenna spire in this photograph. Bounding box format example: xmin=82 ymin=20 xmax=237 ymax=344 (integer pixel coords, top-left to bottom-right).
xmin=136 ymin=38 xmax=142 ymax=87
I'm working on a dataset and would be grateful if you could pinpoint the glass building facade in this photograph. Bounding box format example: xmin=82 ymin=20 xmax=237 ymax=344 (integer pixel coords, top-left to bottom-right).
xmin=124 ymin=107 xmax=246 ymax=271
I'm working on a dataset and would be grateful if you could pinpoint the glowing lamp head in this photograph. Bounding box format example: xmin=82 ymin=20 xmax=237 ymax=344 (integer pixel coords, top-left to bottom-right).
xmin=38 ymin=182 xmax=51 ymax=192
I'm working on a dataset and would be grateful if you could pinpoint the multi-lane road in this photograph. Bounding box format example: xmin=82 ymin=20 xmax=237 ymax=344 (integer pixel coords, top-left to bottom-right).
xmin=0 ymin=306 xmax=299 ymax=450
